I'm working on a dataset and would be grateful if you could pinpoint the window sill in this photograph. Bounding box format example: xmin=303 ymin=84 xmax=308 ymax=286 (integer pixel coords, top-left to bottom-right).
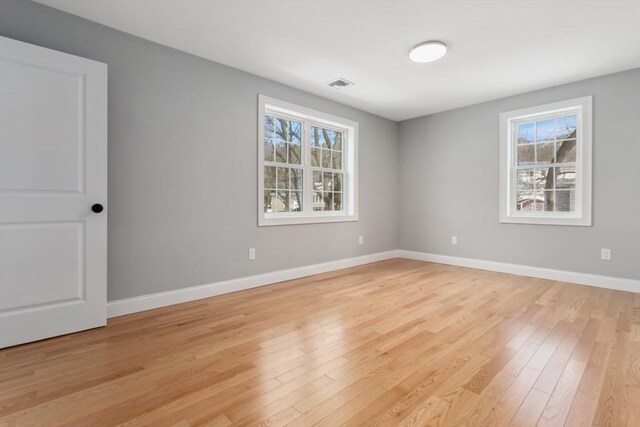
xmin=259 ymin=213 xmax=358 ymax=227
xmin=499 ymin=214 xmax=591 ymax=226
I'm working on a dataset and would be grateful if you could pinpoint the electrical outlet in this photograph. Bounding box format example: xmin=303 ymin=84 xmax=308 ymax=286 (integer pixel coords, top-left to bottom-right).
xmin=451 ymin=236 xmax=457 ymax=245
xmin=248 ymin=248 xmax=256 ymax=260
xmin=600 ymin=248 xmax=611 ymax=261
xmin=358 ymin=235 xmax=364 ymax=245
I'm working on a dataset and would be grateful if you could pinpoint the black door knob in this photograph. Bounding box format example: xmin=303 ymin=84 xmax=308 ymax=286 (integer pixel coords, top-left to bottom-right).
xmin=91 ymin=203 xmax=104 ymax=213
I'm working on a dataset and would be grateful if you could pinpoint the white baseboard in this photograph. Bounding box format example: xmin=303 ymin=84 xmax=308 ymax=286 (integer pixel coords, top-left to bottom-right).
xmin=108 ymin=249 xmax=639 ymax=318
xmin=397 ymin=250 xmax=640 ymax=294
xmin=107 ymin=250 xmax=400 ymax=318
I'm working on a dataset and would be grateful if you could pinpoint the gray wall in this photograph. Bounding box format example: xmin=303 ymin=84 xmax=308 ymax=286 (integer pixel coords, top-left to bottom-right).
xmin=2 ymin=1 xmax=637 ymax=303
xmin=0 ymin=0 xmax=400 ymax=301
xmin=399 ymin=69 xmax=640 ymax=280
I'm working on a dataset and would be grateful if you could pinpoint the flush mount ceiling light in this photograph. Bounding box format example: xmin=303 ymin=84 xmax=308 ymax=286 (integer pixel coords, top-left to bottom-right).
xmin=409 ymin=40 xmax=448 ymax=63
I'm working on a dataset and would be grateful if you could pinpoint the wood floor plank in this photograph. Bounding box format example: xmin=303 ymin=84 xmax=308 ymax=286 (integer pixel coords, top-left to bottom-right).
xmin=533 ymin=334 xmax=580 ymax=394
xmin=537 ymin=358 xmax=587 ymax=427
xmin=508 ymin=388 xmax=549 ymax=426
xmin=460 ymin=371 xmax=516 ymax=425
xmin=476 ymin=366 xmax=541 ymax=426
xmin=563 ymin=341 xmax=611 ymax=426
xmin=397 ymin=395 xmax=448 ymax=427
xmin=0 ymin=259 xmax=635 ymax=426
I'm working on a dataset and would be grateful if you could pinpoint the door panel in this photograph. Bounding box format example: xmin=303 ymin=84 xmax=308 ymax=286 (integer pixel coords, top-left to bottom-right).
xmin=0 ymin=36 xmax=107 ymax=348
xmin=0 ymin=59 xmax=84 ymax=192
xmin=0 ymin=222 xmax=84 ymax=311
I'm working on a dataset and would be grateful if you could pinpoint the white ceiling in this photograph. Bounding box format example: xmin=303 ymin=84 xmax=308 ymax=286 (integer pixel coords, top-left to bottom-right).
xmin=36 ymin=0 xmax=640 ymax=121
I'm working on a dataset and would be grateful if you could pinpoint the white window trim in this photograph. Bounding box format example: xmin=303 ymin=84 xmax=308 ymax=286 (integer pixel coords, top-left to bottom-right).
xmin=258 ymin=95 xmax=359 ymax=226
xmin=499 ymin=96 xmax=592 ymax=226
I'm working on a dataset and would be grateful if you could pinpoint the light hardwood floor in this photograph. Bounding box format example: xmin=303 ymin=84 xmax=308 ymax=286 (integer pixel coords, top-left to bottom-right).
xmin=0 ymin=259 xmax=638 ymax=426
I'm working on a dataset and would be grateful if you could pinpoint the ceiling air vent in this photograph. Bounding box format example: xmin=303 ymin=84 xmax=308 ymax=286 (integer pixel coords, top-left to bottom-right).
xmin=326 ymin=77 xmax=355 ymax=89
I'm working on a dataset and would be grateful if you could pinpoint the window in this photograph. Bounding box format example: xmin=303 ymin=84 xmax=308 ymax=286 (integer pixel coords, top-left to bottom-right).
xmin=499 ymin=96 xmax=592 ymax=226
xmin=258 ymin=95 xmax=358 ymax=226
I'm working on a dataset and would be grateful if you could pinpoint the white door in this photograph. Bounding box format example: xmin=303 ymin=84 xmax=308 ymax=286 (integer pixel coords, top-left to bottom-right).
xmin=0 ymin=37 xmax=107 ymax=348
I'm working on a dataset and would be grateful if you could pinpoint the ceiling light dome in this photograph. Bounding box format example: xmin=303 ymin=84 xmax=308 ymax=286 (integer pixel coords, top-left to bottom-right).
xmin=409 ymin=40 xmax=448 ymax=63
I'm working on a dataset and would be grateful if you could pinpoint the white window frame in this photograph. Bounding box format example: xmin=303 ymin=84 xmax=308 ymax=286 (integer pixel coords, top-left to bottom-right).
xmin=499 ymin=96 xmax=592 ymax=226
xmin=258 ymin=95 xmax=358 ymax=226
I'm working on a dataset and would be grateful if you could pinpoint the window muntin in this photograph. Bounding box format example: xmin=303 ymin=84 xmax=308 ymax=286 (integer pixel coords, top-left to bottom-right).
xmin=258 ymin=96 xmax=358 ymax=226
xmin=499 ymin=97 xmax=592 ymax=226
